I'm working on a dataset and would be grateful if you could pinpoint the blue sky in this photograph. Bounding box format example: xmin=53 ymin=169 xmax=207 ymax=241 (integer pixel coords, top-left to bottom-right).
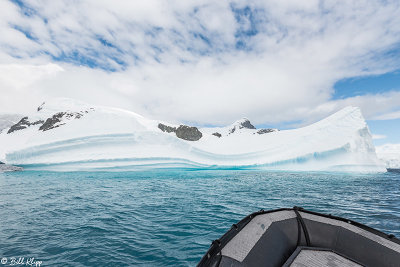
xmin=0 ymin=0 xmax=400 ymax=146
xmin=333 ymin=71 xmax=400 ymax=145
xmin=333 ymin=71 xmax=400 ymax=99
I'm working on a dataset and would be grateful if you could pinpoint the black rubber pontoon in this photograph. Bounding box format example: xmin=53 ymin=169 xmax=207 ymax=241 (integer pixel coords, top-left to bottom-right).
xmin=198 ymin=207 xmax=400 ymax=267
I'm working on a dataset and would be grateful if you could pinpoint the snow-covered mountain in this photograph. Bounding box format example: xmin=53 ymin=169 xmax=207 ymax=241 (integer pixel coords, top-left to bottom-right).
xmin=0 ymin=99 xmax=386 ymax=172
xmin=376 ymin=144 xmax=400 ymax=169
xmin=0 ymin=114 xmax=23 ymax=133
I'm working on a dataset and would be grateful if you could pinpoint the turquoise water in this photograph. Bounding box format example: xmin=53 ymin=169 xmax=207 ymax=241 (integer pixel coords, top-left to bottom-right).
xmin=0 ymin=170 xmax=399 ymax=266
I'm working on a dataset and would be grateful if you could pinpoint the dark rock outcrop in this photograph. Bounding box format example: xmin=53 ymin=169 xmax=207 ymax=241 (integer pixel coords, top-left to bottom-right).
xmin=7 ymin=117 xmax=30 ymax=134
xmin=37 ymin=102 xmax=45 ymax=111
xmin=158 ymin=123 xmax=177 ymax=133
xmin=0 ymin=161 xmax=4 ymax=164
xmin=0 ymin=114 xmax=23 ymax=132
xmin=239 ymin=119 xmax=256 ymax=130
xmin=159 ymin=123 xmax=202 ymax=141
xmin=32 ymin=120 xmax=44 ymax=125
xmin=212 ymin=132 xmax=222 ymax=138
xmin=176 ymin=125 xmax=202 ymax=141
xmin=39 ymin=112 xmax=83 ymax=132
xmin=66 ymin=112 xmax=83 ymax=119
xmin=39 ymin=112 xmax=66 ymax=131
xmin=257 ymin=129 xmax=276 ymax=134
xmin=7 ymin=117 xmax=44 ymax=134
xmin=229 ymin=119 xmax=256 ymax=134
xmin=7 ymin=111 xmax=84 ymax=133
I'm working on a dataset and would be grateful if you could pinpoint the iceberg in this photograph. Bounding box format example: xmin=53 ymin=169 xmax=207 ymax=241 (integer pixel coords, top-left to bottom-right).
xmin=376 ymin=144 xmax=400 ymax=169
xmin=0 ymin=99 xmax=386 ymax=172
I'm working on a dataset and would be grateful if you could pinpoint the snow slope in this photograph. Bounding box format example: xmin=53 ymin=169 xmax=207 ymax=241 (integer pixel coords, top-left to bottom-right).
xmin=0 ymin=99 xmax=386 ymax=172
xmin=376 ymin=144 xmax=400 ymax=169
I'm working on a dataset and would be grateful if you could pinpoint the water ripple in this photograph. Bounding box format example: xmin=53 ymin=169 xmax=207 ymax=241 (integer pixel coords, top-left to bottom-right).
xmin=0 ymin=170 xmax=399 ymax=266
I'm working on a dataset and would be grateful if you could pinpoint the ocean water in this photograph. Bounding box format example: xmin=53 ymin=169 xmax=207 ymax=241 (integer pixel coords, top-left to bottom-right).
xmin=0 ymin=170 xmax=399 ymax=266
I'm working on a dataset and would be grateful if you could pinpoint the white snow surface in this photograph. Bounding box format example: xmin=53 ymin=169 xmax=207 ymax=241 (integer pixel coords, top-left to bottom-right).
xmin=376 ymin=144 xmax=400 ymax=169
xmin=0 ymin=99 xmax=386 ymax=172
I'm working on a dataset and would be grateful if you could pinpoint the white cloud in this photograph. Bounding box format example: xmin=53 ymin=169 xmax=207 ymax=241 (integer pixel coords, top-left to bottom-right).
xmin=0 ymin=1 xmax=400 ymax=126
xmin=296 ymin=91 xmax=400 ymax=125
xmin=376 ymin=143 xmax=400 ymax=154
xmin=0 ymin=63 xmax=63 ymax=89
xmin=371 ymin=110 xmax=400 ymax=120
xmin=372 ymin=134 xmax=387 ymax=140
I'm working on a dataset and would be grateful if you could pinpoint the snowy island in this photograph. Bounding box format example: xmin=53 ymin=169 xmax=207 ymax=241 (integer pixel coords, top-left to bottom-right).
xmin=0 ymin=99 xmax=386 ymax=172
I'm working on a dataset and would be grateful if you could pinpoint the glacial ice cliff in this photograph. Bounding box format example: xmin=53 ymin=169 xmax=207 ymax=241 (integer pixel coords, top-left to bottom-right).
xmin=0 ymin=99 xmax=386 ymax=172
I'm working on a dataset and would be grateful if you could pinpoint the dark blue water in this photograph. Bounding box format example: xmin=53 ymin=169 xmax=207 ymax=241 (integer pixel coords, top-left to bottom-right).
xmin=0 ymin=170 xmax=399 ymax=266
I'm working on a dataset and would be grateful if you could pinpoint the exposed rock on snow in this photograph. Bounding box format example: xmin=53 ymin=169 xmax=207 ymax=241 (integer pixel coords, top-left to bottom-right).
xmin=7 ymin=102 xmax=93 ymax=134
xmin=158 ymin=123 xmax=176 ymax=133
xmin=39 ymin=112 xmax=84 ymax=131
xmin=212 ymin=132 xmax=222 ymax=138
xmin=39 ymin=112 xmax=66 ymax=131
xmin=229 ymin=118 xmax=255 ymax=134
xmin=0 ymin=114 xmax=23 ymax=133
xmin=237 ymin=118 xmax=256 ymax=129
xmin=37 ymin=102 xmax=45 ymax=112
xmin=257 ymin=128 xmax=277 ymax=134
xmin=175 ymin=125 xmax=202 ymax=141
xmin=0 ymin=99 xmax=386 ymax=172
xmin=7 ymin=117 xmax=31 ymax=134
xmin=158 ymin=123 xmax=202 ymax=141
xmin=8 ymin=117 xmax=44 ymax=134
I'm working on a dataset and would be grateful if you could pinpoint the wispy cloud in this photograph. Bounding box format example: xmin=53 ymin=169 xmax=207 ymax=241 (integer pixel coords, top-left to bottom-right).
xmin=371 ymin=110 xmax=400 ymax=120
xmin=1 ymin=0 xmax=400 ymax=126
xmin=372 ymin=134 xmax=387 ymax=140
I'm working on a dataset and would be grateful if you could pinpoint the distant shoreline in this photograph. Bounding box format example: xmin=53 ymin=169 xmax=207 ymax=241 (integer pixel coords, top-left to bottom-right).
xmin=387 ymin=168 xmax=400 ymax=173
xmin=0 ymin=163 xmax=23 ymax=172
